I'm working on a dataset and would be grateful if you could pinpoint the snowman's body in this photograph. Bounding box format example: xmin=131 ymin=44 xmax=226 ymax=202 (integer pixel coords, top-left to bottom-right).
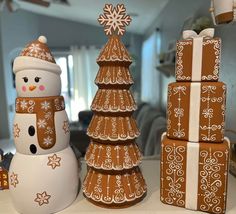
xmin=9 ymin=147 xmax=79 ymax=214
xmin=9 ymin=36 xmax=80 ymax=214
xmin=13 ymin=111 xmax=70 ymax=155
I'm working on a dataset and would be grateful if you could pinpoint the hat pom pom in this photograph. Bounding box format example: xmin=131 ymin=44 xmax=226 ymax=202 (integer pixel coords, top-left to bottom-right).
xmin=38 ymin=35 xmax=47 ymax=44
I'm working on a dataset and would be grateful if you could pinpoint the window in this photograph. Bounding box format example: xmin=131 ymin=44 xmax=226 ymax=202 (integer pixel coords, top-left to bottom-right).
xmin=54 ymin=46 xmax=100 ymax=122
xmin=141 ymin=31 xmax=161 ymax=106
xmin=55 ymin=54 xmax=74 ymax=121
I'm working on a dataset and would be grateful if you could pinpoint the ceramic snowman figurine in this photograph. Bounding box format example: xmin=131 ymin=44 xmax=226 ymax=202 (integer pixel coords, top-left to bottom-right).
xmin=9 ymin=36 xmax=79 ymax=214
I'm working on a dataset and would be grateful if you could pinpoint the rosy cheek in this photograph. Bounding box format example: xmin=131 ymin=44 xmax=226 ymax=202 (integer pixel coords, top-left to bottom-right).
xmin=39 ymin=85 xmax=45 ymax=91
xmin=22 ymin=86 xmax=27 ymax=92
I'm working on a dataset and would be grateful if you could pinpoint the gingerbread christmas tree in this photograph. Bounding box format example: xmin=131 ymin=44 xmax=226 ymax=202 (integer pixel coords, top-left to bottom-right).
xmin=82 ymin=4 xmax=147 ymax=208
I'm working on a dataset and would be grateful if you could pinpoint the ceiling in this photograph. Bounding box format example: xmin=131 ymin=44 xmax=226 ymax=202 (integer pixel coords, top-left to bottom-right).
xmin=14 ymin=0 xmax=169 ymax=35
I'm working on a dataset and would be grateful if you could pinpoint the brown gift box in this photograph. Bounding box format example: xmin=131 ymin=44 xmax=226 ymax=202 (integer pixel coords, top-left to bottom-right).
xmin=166 ymin=81 xmax=226 ymax=143
xmin=160 ymin=133 xmax=230 ymax=214
xmin=176 ymin=37 xmax=221 ymax=82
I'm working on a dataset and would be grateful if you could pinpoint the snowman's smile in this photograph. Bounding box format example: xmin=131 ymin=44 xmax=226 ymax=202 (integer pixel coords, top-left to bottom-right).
xmin=30 ymin=144 xmax=37 ymax=154
xmin=29 ymin=85 xmax=37 ymax=91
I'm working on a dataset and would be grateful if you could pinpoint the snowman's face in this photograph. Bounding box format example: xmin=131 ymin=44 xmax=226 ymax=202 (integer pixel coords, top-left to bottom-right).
xmin=15 ymin=69 xmax=61 ymax=97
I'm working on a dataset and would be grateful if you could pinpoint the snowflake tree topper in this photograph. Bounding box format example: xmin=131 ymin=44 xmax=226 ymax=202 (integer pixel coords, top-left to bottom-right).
xmin=98 ymin=4 xmax=132 ymax=36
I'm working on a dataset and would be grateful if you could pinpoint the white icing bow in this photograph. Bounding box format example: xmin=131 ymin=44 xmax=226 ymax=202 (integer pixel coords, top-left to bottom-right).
xmin=182 ymin=28 xmax=215 ymax=39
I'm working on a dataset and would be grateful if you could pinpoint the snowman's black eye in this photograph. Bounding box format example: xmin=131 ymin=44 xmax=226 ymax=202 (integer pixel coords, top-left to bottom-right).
xmin=23 ymin=77 xmax=28 ymax=83
xmin=34 ymin=77 xmax=41 ymax=83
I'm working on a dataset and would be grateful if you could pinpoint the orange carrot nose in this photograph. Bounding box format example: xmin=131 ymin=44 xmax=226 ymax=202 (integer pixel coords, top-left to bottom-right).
xmin=29 ymin=85 xmax=36 ymax=91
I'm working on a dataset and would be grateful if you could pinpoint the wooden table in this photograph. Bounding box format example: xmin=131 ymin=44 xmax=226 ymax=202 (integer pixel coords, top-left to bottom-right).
xmin=0 ymin=159 xmax=236 ymax=213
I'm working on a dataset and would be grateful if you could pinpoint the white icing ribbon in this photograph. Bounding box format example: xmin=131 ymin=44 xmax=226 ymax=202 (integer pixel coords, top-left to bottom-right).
xmin=183 ymin=28 xmax=214 ymax=81
xmin=192 ymin=37 xmax=203 ymax=81
xmin=185 ymin=142 xmax=200 ymax=210
xmin=188 ymin=83 xmax=201 ymax=142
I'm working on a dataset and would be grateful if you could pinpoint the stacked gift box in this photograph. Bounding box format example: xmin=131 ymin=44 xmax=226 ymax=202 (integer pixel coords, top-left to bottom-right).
xmin=160 ymin=28 xmax=230 ymax=214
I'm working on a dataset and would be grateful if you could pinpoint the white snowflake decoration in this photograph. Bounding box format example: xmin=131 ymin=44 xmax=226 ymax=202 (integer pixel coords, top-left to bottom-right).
xmin=46 ymin=52 xmax=53 ymax=61
xmin=98 ymin=4 xmax=132 ymax=36
xmin=45 ymin=126 xmax=54 ymax=135
xmin=43 ymin=136 xmax=53 ymax=146
xmin=20 ymin=100 xmax=28 ymax=110
xmin=28 ymin=44 xmax=41 ymax=53
xmin=37 ymin=119 xmax=47 ymax=129
xmin=41 ymin=101 xmax=51 ymax=110
xmin=45 ymin=112 xmax=52 ymax=120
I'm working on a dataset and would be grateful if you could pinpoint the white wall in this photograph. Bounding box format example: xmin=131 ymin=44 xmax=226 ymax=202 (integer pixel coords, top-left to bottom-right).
xmin=146 ymin=0 xmax=208 ymax=48
xmin=0 ymin=10 xmax=39 ymax=139
xmin=145 ymin=0 xmax=236 ymax=138
xmin=216 ymin=24 xmax=236 ymax=138
xmin=0 ymin=15 xmax=9 ymax=139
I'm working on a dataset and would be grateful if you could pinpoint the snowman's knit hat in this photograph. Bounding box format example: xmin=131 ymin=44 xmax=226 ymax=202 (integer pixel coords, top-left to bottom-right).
xmin=13 ymin=36 xmax=61 ymax=75
xmin=20 ymin=36 xmax=55 ymax=63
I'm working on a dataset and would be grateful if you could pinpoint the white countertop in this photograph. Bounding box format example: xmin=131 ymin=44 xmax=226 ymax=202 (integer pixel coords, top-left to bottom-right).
xmin=0 ymin=159 xmax=236 ymax=214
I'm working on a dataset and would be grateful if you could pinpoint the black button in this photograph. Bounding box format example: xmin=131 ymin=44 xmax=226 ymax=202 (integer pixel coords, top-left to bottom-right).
xmin=30 ymin=144 xmax=37 ymax=154
xmin=28 ymin=126 xmax=35 ymax=136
